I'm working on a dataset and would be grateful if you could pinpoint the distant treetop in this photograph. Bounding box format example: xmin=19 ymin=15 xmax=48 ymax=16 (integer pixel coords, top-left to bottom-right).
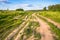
xmin=16 ymin=8 xmax=24 ymax=11
xmin=48 ymin=4 xmax=60 ymax=11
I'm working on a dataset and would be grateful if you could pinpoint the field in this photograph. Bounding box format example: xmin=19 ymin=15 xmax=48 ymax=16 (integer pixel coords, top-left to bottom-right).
xmin=0 ymin=11 xmax=60 ymax=40
xmin=38 ymin=11 xmax=60 ymax=23
xmin=36 ymin=11 xmax=60 ymax=40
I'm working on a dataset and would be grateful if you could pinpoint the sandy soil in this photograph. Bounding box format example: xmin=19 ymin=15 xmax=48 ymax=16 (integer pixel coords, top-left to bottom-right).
xmin=14 ymin=22 xmax=29 ymax=40
xmin=33 ymin=14 xmax=54 ymax=40
xmin=27 ymin=35 xmax=34 ymax=40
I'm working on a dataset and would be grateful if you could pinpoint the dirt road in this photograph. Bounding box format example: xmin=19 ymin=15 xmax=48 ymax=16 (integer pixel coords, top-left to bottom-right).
xmin=5 ymin=13 xmax=55 ymax=40
xmin=33 ymin=14 xmax=54 ymax=40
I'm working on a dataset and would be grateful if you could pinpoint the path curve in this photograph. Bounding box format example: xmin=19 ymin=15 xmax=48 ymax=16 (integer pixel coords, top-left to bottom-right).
xmin=33 ymin=14 xmax=54 ymax=40
xmin=37 ymin=14 xmax=60 ymax=29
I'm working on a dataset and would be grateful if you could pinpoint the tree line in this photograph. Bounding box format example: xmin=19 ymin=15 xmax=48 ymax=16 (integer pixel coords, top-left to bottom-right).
xmin=15 ymin=4 xmax=60 ymax=11
xmin=43 ymin=4 xmax=60 ymax=11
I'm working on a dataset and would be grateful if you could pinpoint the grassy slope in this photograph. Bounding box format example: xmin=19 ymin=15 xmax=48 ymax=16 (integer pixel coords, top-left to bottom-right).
xmin=38 ymin=11 xmax=60 ymax=23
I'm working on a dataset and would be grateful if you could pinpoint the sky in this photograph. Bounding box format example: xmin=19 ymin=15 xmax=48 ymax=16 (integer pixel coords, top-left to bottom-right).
xmin=0 ymin=0 xmax=60 ymax=10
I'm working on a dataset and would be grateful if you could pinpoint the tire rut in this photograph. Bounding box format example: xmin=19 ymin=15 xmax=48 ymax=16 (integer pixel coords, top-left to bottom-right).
xmin=33 ymin=14 xmax=54 ymax=40
xmin=4 ymin=15 xmax=29 ymax=40
xmin=14 ymin=22 xmax=29 ymax=40
xmin=14 ymin=16 xmax=32 ymax=40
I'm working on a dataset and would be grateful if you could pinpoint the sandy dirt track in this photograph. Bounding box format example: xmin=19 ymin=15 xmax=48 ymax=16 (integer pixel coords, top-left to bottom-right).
xmin=33 ymin=14 xmax=54 ymax=40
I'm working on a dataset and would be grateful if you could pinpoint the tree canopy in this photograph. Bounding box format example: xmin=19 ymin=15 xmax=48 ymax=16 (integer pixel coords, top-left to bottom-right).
xmin=48 ymin=4 xmax=60 ymax=11
xmin=16 ymin=8 xmax=24 ymax=11
xmin=43 ymin=7 xmax=47 ymax=11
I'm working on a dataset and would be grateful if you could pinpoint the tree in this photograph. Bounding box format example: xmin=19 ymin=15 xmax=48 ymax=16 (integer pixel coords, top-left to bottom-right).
xmin=16 ymin=8 xmax=24 ymax=11
xmin=43 ymin=7 xmax=47 ymax=11
xmin=48 ymin=4 xmax=60 ymax=11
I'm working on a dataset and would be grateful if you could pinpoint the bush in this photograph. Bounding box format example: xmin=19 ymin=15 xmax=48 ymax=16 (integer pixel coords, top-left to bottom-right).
xmin=16 ymin=8 xmax=24 ymax=11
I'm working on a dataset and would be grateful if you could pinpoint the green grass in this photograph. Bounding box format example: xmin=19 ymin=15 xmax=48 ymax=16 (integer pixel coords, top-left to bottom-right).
xmin=34 ymin=30 xmax=41 ymax=40
xmin=48 ymin=22 xmax=60 ymax=40
xmin=38 ymin=11 xmax=60 ymax=23
xmin=23 ymin=21 xmax=41 ymax=40
xmin=24 ymin=21 xmax=39 ymax=36
xmin=0 ymin=11 xmax=28 ymax=40
xmin=0 ymin=11 xmax=41 ymax=40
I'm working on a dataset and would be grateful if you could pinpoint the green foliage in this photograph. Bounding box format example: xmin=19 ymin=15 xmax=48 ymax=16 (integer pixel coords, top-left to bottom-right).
xmin=16 ymin=8 xmax=24 ymax=11
xmin=38 ymin=11 xmax=60 ymax=23
xmin=0 ymin=11 xmax=27 ymax=40
xmin=24 ymin=28 xmax=33 ymax=36
xmin=23 ymin=21 xmax=41 ymax=39
xmin=48 ymin=22 xmax=60 ymax=40
xmin=34 ymin=31 xmax=41 ymax=40
xmin=0 ymin=10 xmax=41 ymax=40
xmin=43 ymin=7 xmax=47 ymax=11
xmin=48 ymin=4 xmax=60 ymax=11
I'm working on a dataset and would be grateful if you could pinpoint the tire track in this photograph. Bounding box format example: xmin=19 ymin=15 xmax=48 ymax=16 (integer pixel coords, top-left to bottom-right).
xmin=14 ymin=16 xmax=31 ymax=40
xmin=4 ymin=15 xmax=29 ymax=40
xmin=14 ymin=22 xmax=29 ymax=40
xmin=33 ymin=14 xmax=54 ymax=40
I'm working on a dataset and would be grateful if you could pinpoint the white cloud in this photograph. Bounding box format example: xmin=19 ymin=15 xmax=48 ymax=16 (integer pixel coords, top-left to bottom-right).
xmin=0 ymin=0 xmax=10 ymax=4
xmin=24 ymin=4 xmax=43 ymax=10
xmin=0 ymin=3 xmax=44 ymax=10
xmin=9 ymin=4 xmax=42 ymax=10
xmin=7 ymin=4 xmax=29 ymax=10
